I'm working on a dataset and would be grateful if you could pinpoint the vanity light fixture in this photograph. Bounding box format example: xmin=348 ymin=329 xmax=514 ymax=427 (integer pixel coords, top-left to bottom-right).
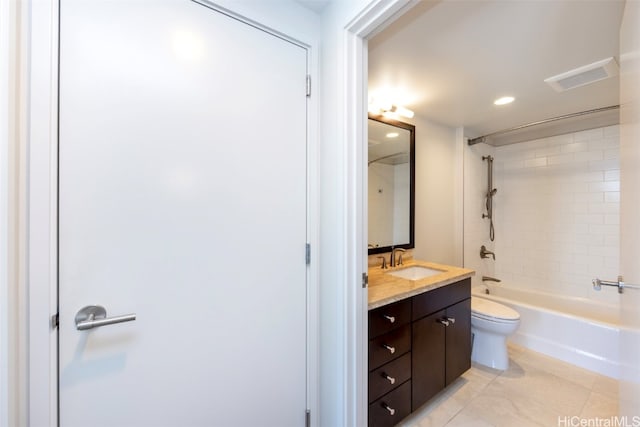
xmin=368 ymin=98 xmax=415 ymax=119
xmin=386 ymin=132 xmax=399 ymax=138
xmin=494 ymin=96 xmax=515 ymax=106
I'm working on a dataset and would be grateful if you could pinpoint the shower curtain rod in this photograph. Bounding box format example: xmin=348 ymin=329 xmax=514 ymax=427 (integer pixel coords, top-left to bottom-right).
xmin=467 ymin=105 xmax=620 ymax=146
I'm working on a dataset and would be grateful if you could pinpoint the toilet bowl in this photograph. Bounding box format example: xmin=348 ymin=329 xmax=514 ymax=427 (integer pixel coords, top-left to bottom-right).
xmin=471 ymin=296 xmax=520 ymax=370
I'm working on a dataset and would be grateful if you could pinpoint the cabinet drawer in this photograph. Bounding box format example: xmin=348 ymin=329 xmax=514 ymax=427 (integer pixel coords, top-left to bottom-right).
xmin=369 ymin=299 xmax=411 ymax=339
xmin=368 ymin=380 xmax=411 ymax=427
xmin=369 ymin=324 xmax=411 ymax=371
xmin=412 ymin=278 xmax=470 ymax=321
xmin=369 ymin=352 xmax=411 ymax=403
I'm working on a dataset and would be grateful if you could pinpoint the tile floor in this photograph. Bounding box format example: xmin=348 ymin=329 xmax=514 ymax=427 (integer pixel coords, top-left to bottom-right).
xmin=398 ymin=343 xmax=619 ymax=427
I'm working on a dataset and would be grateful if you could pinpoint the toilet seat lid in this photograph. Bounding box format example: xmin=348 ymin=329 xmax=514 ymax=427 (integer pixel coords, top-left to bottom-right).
xmin=471 ymin=297 xmax=520 ymax=321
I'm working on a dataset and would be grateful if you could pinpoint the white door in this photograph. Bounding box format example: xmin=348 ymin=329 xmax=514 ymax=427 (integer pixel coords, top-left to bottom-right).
xmin=58 ymin=1 xmax=308 ymax=426
xmin=619 ymin=0 xmax=640 ymax=417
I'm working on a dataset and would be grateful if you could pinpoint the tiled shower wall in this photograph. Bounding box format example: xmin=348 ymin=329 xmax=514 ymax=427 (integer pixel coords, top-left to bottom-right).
xmin=493 ymin=125 xmax=621 ymax=306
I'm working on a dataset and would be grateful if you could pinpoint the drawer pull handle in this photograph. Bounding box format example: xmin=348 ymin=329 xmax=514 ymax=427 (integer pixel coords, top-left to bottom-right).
xmin=437 ymin=318 xmax=450 ymax=327
xmin=382 ymin=344 xmax=396 ymax=354
xmin=383 ymin=315 xmax=396 ymax=323
xmin=447 ymin=317 xmax=456 ymax=324
xmin=382 ymin=373 xmax=396 ymax=385
xmin=382 ymin=403 xmax=396 ymax=416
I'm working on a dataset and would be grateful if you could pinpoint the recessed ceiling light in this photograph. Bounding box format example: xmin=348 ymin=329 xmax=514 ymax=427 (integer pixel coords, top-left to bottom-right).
xmin=494 ymin=96 xmax=515 ymax=106
xmin=386 ymin=132 xmax=399 ymax=138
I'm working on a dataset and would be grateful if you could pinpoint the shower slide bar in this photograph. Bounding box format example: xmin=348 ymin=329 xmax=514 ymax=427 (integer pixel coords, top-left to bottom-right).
xmin=593 ymin=276 xmax=640 ymax=294
xmin=482 ymin=155 xmax=496 ymax=241
xmin=468 ymin=105 xmax=620 ymax=146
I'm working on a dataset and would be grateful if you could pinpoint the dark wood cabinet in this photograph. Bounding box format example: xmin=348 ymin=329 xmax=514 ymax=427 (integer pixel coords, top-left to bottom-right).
xmin=369 ymin=352 xmax=411 ymax=402
xmin=368 ymin=278 xmax=471 ymax=426
xmin=368 ymin=380 xmax=412 ymax=427
xmin=368 ymin=300 xmax=412 ymax=427
xmin=369 ymin=324 xmax=411 ymax=370
xmin=411 ymin=297 xmax=471 ymax=409
xmin=369 ymin=299 xmax=411 ymax=339
xmin=412 ymin=279 xmax=471 ymax=410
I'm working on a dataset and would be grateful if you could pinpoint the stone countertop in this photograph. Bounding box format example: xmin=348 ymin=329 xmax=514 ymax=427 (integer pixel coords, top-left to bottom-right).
xmin=368 ymin=259 xmax=475 ymax=310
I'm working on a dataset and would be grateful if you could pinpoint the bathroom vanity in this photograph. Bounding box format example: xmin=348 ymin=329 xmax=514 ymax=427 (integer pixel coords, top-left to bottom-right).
xmin=368 ymin=260 xmax=474 ymax=427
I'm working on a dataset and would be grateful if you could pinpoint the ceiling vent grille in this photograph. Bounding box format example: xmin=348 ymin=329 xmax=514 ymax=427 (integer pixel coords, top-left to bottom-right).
xmin=544 ymin=57 xmax=619 ymax=92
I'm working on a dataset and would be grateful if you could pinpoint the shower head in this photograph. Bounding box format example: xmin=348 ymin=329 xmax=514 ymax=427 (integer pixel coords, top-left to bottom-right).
xmin=490 ymin=188 xmax=497 ymax=196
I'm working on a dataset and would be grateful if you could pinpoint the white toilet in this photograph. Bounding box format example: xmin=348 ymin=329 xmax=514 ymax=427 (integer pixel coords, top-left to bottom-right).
xmin=471 ymin=297 xmax=520 ymax=370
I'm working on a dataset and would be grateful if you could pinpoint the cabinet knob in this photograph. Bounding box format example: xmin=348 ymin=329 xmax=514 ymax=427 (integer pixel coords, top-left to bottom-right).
xmin=383 ymin=315 xmax=396 ymax=323
xmin=382 ymin=403 xmax=396 ymax=416
xmin=447 ymin=317 xmax=456 ymax=324
xmin=382 ymin=344 xmax=396 ymax=354
xmin=382 ymin=373 xmax=396 ymax=385
xmin=437 ymin=318 xmax=450 ymax=327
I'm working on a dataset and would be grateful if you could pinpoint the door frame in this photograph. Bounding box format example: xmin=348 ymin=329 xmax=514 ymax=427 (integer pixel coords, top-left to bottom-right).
xmin=342 ymin=1 xmax=424 ymax=424
xmin=27 ymin=1 xmax=320 ymax=426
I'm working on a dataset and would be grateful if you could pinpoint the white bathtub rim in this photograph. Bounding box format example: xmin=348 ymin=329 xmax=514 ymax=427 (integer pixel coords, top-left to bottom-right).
xmin=473 ymin=288 xmax=621 ymax=329
xmin=509 ymin=332 xmax=620 ymax=379
xmin=472 ymin=287 xmax=622 ymax=379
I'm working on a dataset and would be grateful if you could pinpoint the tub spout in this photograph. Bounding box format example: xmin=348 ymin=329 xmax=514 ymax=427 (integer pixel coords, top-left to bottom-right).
xmin=482 ymin=276 xmax=501 ymax=283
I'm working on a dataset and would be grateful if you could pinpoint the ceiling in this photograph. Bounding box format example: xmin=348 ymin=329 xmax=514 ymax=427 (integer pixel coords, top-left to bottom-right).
xmin=294 ymin=0 xmax=331 ymax=14
xmin=368 ymin=0 xmax=625 ymax=143
xmin=368 ymin=118 xmax=411 ymax=166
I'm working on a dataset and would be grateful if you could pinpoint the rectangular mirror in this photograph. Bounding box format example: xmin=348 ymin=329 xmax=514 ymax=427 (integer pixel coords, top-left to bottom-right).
xmin=368 ymin=115 xmax=415 ymax=255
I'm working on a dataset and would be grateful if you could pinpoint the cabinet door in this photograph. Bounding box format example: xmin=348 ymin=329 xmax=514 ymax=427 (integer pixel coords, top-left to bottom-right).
xmin=445 ymin=298 xmax=471 ymax=385
xmin=411 ymin=310 xmax=446 ymax=409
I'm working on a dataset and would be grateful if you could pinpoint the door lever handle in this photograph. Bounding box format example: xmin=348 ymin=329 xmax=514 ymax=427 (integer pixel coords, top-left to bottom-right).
xmin=75 ymin=305 xmax=136 ymax=330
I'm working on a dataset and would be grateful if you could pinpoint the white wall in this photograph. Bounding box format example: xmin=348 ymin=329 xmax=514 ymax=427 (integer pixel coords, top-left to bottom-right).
xmin=368 ymin=163 xmax=396 ymax=247
xmin=0 ymin=0 xmax=12 ymax=424
xmin=367 ymin=161 xmax=410 ymax=248
xmin=393 ymin=162 xmax=410 ymax=244
xmin=1 ymin=1 xmax=23 ymax=426
xmin=492 ymin=126 xmax=621 ymax=306
xmin=411 ymin=115 xmax=460 ymax=265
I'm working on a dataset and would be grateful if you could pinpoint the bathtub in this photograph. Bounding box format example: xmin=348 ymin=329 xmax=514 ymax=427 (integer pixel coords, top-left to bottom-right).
xmin=472 ymin=284 xmax=620 ymax=379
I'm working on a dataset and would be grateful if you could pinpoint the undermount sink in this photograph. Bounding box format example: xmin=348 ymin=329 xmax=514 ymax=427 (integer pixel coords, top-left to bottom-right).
xmin=387 ymin=265 xmax=444 ymax=281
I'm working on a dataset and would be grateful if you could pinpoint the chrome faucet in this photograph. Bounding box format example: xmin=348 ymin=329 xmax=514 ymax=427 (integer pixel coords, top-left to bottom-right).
xmin=480 ymin=245 xmax=495 ymax=260
xmin=482 ymin=276 xmax=501 ymax=283
xmin=377 ymin=256 xmax=387 ymax=269
xmin=390 ymin=247 xmax=406 ymax=267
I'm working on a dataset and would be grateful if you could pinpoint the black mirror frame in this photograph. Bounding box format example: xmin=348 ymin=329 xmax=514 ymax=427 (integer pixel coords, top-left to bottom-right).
xmin=367 ymin=114 xmax=416 ymax=255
